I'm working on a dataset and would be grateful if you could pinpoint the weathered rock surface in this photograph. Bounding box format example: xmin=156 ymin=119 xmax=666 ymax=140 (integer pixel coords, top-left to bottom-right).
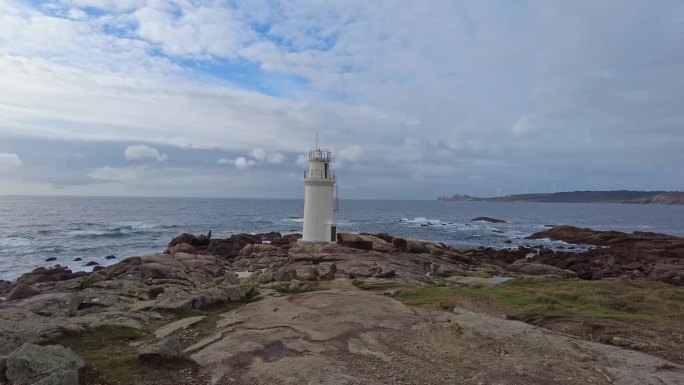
xmin=506 ymin=260 xmax=577 ymax=278
xmin=154 ymin=316 xmax=206 ymax=339
xmin=6 ymin=284 xmax=40 ymax=301
xmin=152 ymin=284 xmax=254 ymax=310
xmin=190 ymin=290 xmax=683 ymax=385
xmin=6 ymin=343 xmax=84 ymax=385
xmin=138 ymin=335 xmax=183 ymax=361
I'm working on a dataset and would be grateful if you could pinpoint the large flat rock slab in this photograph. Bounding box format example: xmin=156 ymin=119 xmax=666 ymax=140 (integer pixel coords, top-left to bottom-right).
xmin=191 ymin=290 xmax=683 ymax=385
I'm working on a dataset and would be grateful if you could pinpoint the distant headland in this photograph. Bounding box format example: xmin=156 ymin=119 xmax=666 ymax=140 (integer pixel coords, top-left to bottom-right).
xmin=438 ymin=190 xmax=684 ymax=205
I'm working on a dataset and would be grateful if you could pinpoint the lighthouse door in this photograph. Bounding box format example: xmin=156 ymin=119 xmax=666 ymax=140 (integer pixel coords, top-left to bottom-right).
xmin=324 ymin=163 xmax=329 ymax=178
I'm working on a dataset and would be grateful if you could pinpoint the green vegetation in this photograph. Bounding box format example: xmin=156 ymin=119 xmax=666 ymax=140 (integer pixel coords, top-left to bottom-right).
xmin=351 ymin=278 xmax=400 ymax=291
xmin=55 ymin=326 xmax=152 ymax=383
xmin=55 ymin=301 xmax=250 ymax=384
xmin=394 ymin=277 xmax=684 ymax=325
xmin=393 ymin=286 xmax=456 ymax=309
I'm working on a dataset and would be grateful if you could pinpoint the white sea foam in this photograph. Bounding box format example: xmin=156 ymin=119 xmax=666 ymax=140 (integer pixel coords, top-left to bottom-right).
xmin=282 ymin=217 xmax=304 ymax=223
xmin=0 ymin=237 xmax=32 ymax=247
xmin=67 ymin=229 xmax=108 ymax=236
xmin=400 ymin=217 xmax=443 ymax=225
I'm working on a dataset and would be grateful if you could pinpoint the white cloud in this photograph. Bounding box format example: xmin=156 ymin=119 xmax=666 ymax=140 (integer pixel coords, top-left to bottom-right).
xmin=87 ymin=165 xmax=146 ymax=182
xmin=249 ymin=148 xmax=284 ymax=164
xmin=1 ymin=1 xmax=683 ymax=197
xmin=0 ymin=153 xmax=22 ymax=169
xmin=250 ymin=148 xmax=267 ymax=161
xmin=133 ymin=4 xmax=253 ymax=59
xmin=295 ymin=154 xmax=308 ymax=167
xmin=66 ymin=8 xmax=88 ymax=20
xmin=511 ymin=115 xmax=540 ymax=137
xmin=234 ymin=157 xmax=256 ymax=170
xmin=266 ymin=152 xmax=285 ymax=164
xmin=338 ymin=145 xmax=363 ymax=163
xmin=124 ymin=145 xmax=168 ymax=162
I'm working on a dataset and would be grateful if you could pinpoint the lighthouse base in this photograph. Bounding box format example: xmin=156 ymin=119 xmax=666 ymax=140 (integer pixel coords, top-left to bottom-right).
xmin=296 ymin=239 xmax=337 ymax=246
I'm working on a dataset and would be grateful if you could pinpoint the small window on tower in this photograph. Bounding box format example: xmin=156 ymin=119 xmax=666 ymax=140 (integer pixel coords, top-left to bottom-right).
xmin=324 ymin=163 xmax=329 ymax=178
xmin=330 ymin=226 xmax=337 ymax=242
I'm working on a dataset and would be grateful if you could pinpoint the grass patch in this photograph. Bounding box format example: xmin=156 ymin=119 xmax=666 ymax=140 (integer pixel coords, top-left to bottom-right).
xmin=393 ymin=287 xmax=459 ymax=310
xmin=57 ymin=300 xmax=252 ymax=384
xmin=351 ymin=279 xmax=400 ymax=291
xmin=55 ymin=326 xmax=151 ymax=384
xmin=394 ymin=278 xmax=684 ymax=325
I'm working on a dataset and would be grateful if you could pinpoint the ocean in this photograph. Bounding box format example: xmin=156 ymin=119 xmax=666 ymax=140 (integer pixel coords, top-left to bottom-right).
xmin=1 ymin=196 xmax=683 ymax=281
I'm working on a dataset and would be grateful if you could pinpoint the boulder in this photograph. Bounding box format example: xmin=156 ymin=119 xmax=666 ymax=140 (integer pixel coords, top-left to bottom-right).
xmin=337 ymin=233 xmax=373 ymax=251
xmin=6 ymin=284 xmax=40 ymax=301
xmin=238 ymin=244 xmax=253 ymax=257
xmin=169 ymin=243 xmax=196 ymax=255
xmin=105 ymin=255 xmax=117 ymax=260
xmin=8 ymin=292 xmax=73 ymax=317
xmin=295 ymin=267 xmax=319 ymax=281
xmin=429 ymin=263 xmax=467 ymax=278
xmin=140 ymin=263 xmax=188 ymax=281
xmin=85 ymin=261 xmax=99 ymax=267
xmin=80 ymin=271 xmax=108 ymax=289
xmin=273 ymin=269 xmax=297 ymax=282
xmin=252 ymin=244 xmax=278 ymax=253
xmin=405 ymin=239 xmax=428 ymax=254
xmin=317 ymin=263 xmax=337 ymax=280
xmin=103 ymin=256 xmax=142 ymax=278
xmin=392 ymin=237 xmax=407 ymax=250
xmin=390 ymin=238 xmax=427 ymax=253
xmin=256 ymin=271 xmax=275 ymax=284
xmin=138 ymin=336 xmax=183 ymax=362
xmin=6 ymin=343 xmax=84 ymax=385
xmin=371 ymin=233 xmax=395 ymax=243
xmin=14 ymin=266 xmax=77 ymax=286
xmin=168 ymin=231 xmax=212 ymax=248
xmin=45 ymin=257 xmax=57 ymax=262
xmin=506 ymin=261 xmax=577 ymax=278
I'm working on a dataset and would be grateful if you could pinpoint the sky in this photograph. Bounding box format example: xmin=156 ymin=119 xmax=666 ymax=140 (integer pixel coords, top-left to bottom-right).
xmin=0 ymin=0 xmax=683 ymax=199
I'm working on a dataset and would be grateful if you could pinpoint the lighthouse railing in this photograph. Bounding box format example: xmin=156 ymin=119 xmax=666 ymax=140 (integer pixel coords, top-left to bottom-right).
xmin=304 ymin=170 xmax=336 ymax=179
xmin=309 ymin=149 xmax=331 ymax=160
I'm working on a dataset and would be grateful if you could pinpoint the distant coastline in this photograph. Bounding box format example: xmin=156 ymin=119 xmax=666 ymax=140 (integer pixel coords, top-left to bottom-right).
xmin=438 ymin=190 xmax=684 ymax=205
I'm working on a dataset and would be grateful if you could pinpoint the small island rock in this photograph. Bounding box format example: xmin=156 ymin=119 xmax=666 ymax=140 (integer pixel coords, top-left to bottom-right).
xmin=471 ymin=216 xmax=506 ymax=223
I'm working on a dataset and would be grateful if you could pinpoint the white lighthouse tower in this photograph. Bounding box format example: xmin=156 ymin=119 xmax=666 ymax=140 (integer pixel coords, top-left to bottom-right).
xmin=298 ymin=145 xmax=338 ymax=245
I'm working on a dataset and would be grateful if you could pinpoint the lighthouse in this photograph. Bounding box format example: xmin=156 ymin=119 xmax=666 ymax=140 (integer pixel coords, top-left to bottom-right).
xmin=299 ymin=146 xmax=338 ymax=245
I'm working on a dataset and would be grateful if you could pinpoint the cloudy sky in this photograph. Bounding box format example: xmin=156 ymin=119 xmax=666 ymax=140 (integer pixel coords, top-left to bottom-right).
xmin=1 ymin=0 xmax=683 ymax=199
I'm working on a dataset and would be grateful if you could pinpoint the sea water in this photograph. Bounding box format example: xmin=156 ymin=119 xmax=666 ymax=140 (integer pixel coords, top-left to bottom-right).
xmin=1 ymin=196 xmax=683 ymax=280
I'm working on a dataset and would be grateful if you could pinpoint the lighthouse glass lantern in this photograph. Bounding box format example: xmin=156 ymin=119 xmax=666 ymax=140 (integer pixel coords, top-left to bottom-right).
xmin=299 ymin=147 xmax=338 ymax=245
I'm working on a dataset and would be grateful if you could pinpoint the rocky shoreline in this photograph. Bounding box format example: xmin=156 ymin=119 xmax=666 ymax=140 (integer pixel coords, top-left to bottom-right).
xmin=0 ymin=226 xmax=682 ymax=384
